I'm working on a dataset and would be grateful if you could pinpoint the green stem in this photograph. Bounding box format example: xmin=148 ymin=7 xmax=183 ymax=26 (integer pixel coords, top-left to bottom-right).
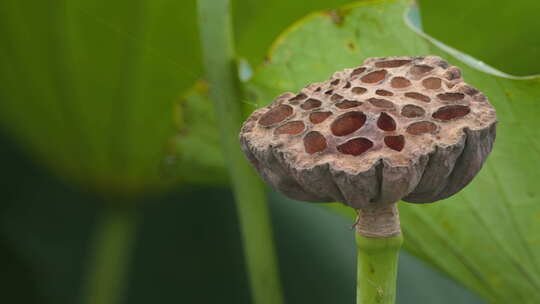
xmin=356 ymin=205 xmax=403 ymax=304
xmin=196 ymin=1 xmax=284 ymax=304
xmin=82 ymin=206 xmax=137 ymax=304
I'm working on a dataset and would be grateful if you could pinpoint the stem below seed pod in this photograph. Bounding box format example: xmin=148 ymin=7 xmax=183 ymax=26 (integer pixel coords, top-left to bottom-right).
xmin=356 ymin=204 xmax=403 ymax=304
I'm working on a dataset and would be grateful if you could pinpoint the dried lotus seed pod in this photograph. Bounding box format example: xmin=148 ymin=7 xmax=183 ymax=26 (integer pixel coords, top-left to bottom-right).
xmin=240 ymin=56 xmax=496 ymax=209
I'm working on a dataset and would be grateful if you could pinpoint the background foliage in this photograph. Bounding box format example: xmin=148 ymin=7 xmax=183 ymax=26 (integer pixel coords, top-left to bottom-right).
xmin=1 ymin=0 xmax=539 ymax=303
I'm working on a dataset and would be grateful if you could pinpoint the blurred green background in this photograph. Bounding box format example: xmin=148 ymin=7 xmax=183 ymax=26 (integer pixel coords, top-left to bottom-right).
xmin=1 ymin=0 xmax=539 ymax=303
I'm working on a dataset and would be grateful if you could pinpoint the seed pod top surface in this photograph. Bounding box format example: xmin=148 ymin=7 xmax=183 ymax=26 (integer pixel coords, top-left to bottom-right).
xmin=240 ymin=56 xmax=496 ymax=209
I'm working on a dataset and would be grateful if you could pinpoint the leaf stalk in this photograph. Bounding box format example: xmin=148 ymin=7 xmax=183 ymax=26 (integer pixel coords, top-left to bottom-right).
xmin=196 ymin=1 xmax=285 ymax=303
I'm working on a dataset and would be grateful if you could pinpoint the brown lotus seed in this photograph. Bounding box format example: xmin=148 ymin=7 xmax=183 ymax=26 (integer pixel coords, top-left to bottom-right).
xmin=422 ymin=77 xmax=442 ymax=89
xmin=309 ymin=111 xmax=332 ymax=124
xmin=337 ymin=137 xmax=373 ymax=156
xmin=377 ymin=112 xmax=396 ymax=131
xmin=391 ymin=77 xmax=411 ymax=88
xmin=437 ymin=92 xmax=465 ymax=101
xmin=384 ymin=135 xmax=405 ymax=151
xmin=351 ymin=87 xmax=367 ymax=95
xmin=376 ymin=89 xmax=394 ymax=96
xmin=275 ymin=121 xmax=305 ymax=135
xmin=368 ymin=98 xmax=394 ymax=108
xmin=432 ymin=105 xmax=471 ymax=120
xmin=336 ymin=100 xmax=362 ymax=109
xmin=361 ymin=70 xmax=387 ymax=83
xmin=258 ymin=104 xmax=293 ymax=126
xmin=331 ymin=111 xmax=367 ymax=136
xmin=406 ymin=121 xmax=437 ymax=135
xmin=375 ymin=59 xmax=411 ymax=68
xmin=401 ymin=104 xmax=425 ymax=118
xmin=410 ymin=64 xmax=434 ymax=75
xmin=301 ymin=98 xmax=322 ymax=110
xmin=405 ymin=92 xmax=431 ymax=103
xmin=303 ymin=131 xmax=327 ymax=154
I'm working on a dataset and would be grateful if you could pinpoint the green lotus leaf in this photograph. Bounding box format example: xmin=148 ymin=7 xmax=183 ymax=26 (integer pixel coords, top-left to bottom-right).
xmin=0 ymin=0 xmax=202 ymax=196
xmin=246 ymin=0 xmax=540 ymax=302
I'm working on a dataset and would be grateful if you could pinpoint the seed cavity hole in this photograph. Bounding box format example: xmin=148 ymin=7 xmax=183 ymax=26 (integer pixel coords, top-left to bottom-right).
xmin=405 ymin=92 xmax=430 ymax=103
xmin=410 ymin=65 xmax=434 ymax=75
xmin=376 ymin=89 xmax=394 ymax=96
xmin=309 ymin=111 xmax=332 ymax=124
xmin=331 ymin=111 xmax=367 ymax=136
xmin=375 ymin=59 xmax=411 ymax=68
xmin=350 ymin=67 xmax=366 ymax=77
xmin=422 ymin=77 xmax=442 ymax=90
xmin=445 ymin=67 xmax=461 ymax=80
xmin=331 ymin=94 xmax=344 ymax=102
xmin=361 ymin=70 xmax=387 ymax=83
xmin=462 ymin=85 xmax=479 ymax=96
xmin=401 ymin=104 xmax=425 ymax=118
xmin=351 ymin=87 xmax=367 ymax=95
xmin=432 ymin=105 xmax=471 ymax=120
xmin=377 ymin=112 xmax=396 ymax=131
xmin=390 ymin=77 xmax=411 ymax=88
xmin=437 ymin=92 xmax=465 ymax=101
xmin=259 ymin=104 xmax=293 ymax=126
xmin=336 ymin=100 xmax=362 ymax=109
xmin=301 ymin=98 xmax=322 ymax=110
xmin=384 ymin=135 xmax=405 ymax=151
xmin=406 ymin=121 xmax=437 ymax=135
xmin=289 ymin=93 xmax=307 ymax=102
xmin=331 ymin=79 xmax=340 ymax=86
xmin=368 ymin=98 xmax=394 ymax=108
xmin=337 ymin=138 xmax=373 ymax=156
xmin=343 ymin=82 xmax=351 ymax=89
xmin=304 ymin=131 xmax=327 ymax=154
xmin=274 ymin=121 xmax=305 ymax=135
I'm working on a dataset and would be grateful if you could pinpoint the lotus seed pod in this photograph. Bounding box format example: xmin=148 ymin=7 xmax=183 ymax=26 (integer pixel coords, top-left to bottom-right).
xmin=240 ymin=56 xmax=496 ymax=209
